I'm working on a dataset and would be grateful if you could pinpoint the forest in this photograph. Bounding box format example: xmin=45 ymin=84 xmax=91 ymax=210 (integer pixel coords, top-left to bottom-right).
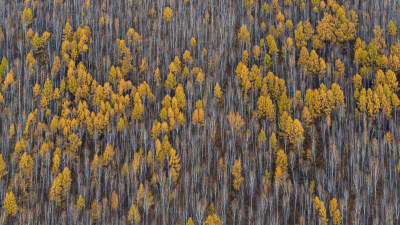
xmin=0 ymin=0 xmax=400 ymax=224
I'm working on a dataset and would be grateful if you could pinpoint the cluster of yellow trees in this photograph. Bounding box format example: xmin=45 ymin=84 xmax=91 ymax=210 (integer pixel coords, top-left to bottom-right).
xmin=1 ymin=0 xmax=400 ymax=224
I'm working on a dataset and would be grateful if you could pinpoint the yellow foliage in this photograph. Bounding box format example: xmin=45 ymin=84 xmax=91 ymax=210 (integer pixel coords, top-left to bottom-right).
xmin=187 ymin=217 xmax=195 ymax=225
xmin=242 ymin=50 xmax=249 ymax=65
xmin=128 ymin=204 xmax=141 ymax=224
xmin=103 ymin=143 xmax=115 ymax=166
xmin=258 ymin=128 xmax=267 ymax=145
xmin=232 ymin=159 xmax=244 ymax=190
xmin=169 ymin=148 xmax=181 ymax=184
xmin=22 ymin=8 xmax=33 ymax=26
xmin=190 ymin=37 xmax=197 ymax=47
xmin=203 ymin=213 xmax=222 ymax=225
xmin=314 ymin=197 xmax=328 ymax=225
xmin=388 ymin=20 xmax=397 ymax=36
xmin=196 ymin=71 xmax=205 ymax=84
xmin=163 ymin=7 xmax=173 ymax=22
xmin=227 ymin=111 xmax=244 ymax=132
xmin=238 ymin=25 xmax=250 ymax=43
xmin=192 ymin=108 xmax=205 ymax=126
xmin=3 ymin=192 xmax=18 ymax=217
xmin=214 ymin=82 xmax=222 ymax=101
xmin=257 ymin=95 xmax=275 ymax=122
xmin=165 ymin=72 xmax=177 ymax=90
xmin=112 ymin=191 xmax=119 ymax=210
xmin=3 ymin=69 xmax=14 ymax=90
xmin=132 ymin=93 xmax=143 ymax=120
xmin=334 ymin=59 xmax=345 ymax=80
xmin=183 ymin=50 xmax=193 ymax=63
xmin=0 ymin=154 xmax=7 ymax=179
xmin=77 ymin=194 xmax=85 ymax=210
xmin=155 ymin=138 xmax=164 ymax=165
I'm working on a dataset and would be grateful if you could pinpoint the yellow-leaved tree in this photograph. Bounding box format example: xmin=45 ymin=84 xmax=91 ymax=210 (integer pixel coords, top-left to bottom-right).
xmin=49 ymin=167 xmax=72 ymax=206
xmin=169 ymin=148 xmax=181 ymax=184
xmin=77 ymin=194 xmax=85 ymax=210
xmin=238 ymin=25 xmax=250 ymax=44
xmin=257 ymin=95 xmax=275 ymax=122
xmin=388 ymin=20 xmax=397 ymax=36
xmin=192 ymin=100 xmax=205 ymax=126
xmin=165 ymin=72 xmax=177 ymax=90
xmin=186 ymin=217 xmax=195 ymax=225
xmin=330 ymin=198 xmax=342 ymax=225
xmin=203 ymin=213 xmax=222 ymax=225
xmin=103 ymin=143 xmax=115 ymax=166
xmin=0 ymin=154 xmax=7 ymax=179
xmin=314 ymin=196 xmax=328 ymax=225
xmin=132 ymin=92 xmax=143 ymax=120
xmin=112 ymin=191 xmax=119 ymax=210
xmin=274 ymin=149 xmax=288 ymax=186
xmin=163 ymin=7 xmax=173 ymax=22
xmin=22 ymin=8 xmax=33 ymax=26
xmin=3 ymin=192 xmax=18 ymax=217
xmin=128 ymin=203 xmax=141 ymax=224
xmin=232 ymin=159 xmax=244 ymax=190
xmin=214 ymin=82 xmax=222 ymax=101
